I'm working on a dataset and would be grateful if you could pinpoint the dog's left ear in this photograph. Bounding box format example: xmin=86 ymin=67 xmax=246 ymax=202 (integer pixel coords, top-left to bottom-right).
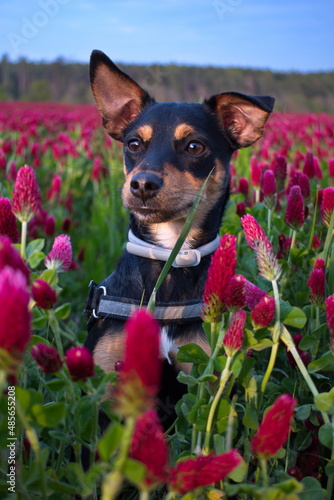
xmin=204 ymin=92 xmax=275 ymax=149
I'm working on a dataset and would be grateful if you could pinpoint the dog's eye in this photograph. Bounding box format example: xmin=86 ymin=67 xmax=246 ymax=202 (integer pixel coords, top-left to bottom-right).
xmin=186 ymin=141 xmax=205 ymax=155
xmin=127 ymin=139 xmax=142 ymax=152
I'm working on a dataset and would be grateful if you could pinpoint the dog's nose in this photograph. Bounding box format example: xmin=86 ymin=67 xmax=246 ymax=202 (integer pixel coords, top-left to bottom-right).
xmin=130 ymin=172 xmax=163 ymax=201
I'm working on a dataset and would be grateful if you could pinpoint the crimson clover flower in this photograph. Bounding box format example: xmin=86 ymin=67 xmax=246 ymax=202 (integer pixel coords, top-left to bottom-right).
xmin=288 ymin=171 xmax=311 ymax=203
xmin=168 ymin=450 xmax=242 ymax=495
xmin=251 ymin=394 xmax=297 ymax=459
xmin=321 ymin=187 xmax=334 ymax=227
xmin=236 ymin=201 xmax=246 ymax=217
xmin=307 ymin=268 xmax=325 ymax=306
xmin=244 ymin=280 xmax=267 ymax=310
xmin=0 ymin=198 xmax=19 ymax=243
xmin=262 ymin=169 xmax=276 ymax=210
xmin=0 ymin=235 xmax=30 ymax=283
xmin=311 ymin=236 xmax=322 ymax=250
xmin=202 ymin=234 xmax=237 ymax=322
xmin=314 ymin=258 xmax=325 ymax=271
xmin=223 ymin=309 xmax=246 ymax=356
xmin=31 ymin=343 xmax=63 ymax=373
xmin=250 ymin=156 xmax=262 ymax=189
xmin=238 ymin=177 xmax=249 ymax=195
xmin=285 ymin=185 xmax=305 ymax=231
xmin=241 ymin=214 xmax=271 ymax=251
xmin=116 ymin=309 xmax=161 ymax=416
xmin=65 ymin=346 xmax=95 ymax=381
xmin=12 ymin=165 xmax=41 ymax=223
xmin=32 ymin=279 xmax=58 ymax=309
xmin=303 ymin=151 xmax=315 ymax=179
xmin=44 ymin=215 xmax=56 ymax=237
xmin=296 ymin=172 xmax=311 ymax=202
xmin=0 ymin=149 xmax=6 ymax=170
xmin=47 ymin=174 xmax=62 ymax=201
xmin=241 ymin=215 xmax=281 ymax=282
xmin=130 ymin=409 xmax=168 ymax=489
xmin=223 ymin=274 xmax=246 ymax=312
xmin=325 ymin=294 xmax=334 ymax=353
xmin=45 ymin=234 xmax=72 ymax=272
xmin=276 ymin=233 xmax=293 ymax=260
xmin=251 ymin=296 xmax=276 ymax=329
xmin=272 ymin=154 xmax=287 ymax=192
xmin=0 ymin=266 xmax=31 ymax=358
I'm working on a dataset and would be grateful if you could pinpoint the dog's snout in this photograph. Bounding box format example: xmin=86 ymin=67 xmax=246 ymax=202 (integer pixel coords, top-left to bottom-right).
xmin=130 ymin=172 xmax=163 ymax=201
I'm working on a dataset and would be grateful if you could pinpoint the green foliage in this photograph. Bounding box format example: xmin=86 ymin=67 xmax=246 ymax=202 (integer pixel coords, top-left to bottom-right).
xmin=1 ymin=55 xmax=334 ymax=111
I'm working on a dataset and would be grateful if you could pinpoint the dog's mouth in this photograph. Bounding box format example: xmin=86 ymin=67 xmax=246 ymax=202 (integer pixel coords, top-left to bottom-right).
xmin=128 ymin=201 xmax=194 ymax=223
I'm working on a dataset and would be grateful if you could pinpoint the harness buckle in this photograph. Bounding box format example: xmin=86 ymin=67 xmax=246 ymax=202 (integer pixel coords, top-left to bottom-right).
xmin=92 ymin=286 xmax=107 ymax=318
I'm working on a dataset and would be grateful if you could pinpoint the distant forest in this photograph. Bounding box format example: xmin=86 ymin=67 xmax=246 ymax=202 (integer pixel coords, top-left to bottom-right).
xmin=0 ymin=55 xmax=333 ymax=112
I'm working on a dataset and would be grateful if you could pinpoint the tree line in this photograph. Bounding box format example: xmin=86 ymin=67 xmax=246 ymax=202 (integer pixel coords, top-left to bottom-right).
xmin=0 ymin=55 xmax=333 ymax=112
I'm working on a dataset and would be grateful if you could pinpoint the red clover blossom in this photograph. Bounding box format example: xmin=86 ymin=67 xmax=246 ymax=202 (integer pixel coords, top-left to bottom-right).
xmin=0 ymin=198 xmax=19 ymax=243
xmin=251 ymin=394 xmax=297 ymax=459
xmin=12 ymin=165 xmax=41 ymax=223
xmin=168 ymin=450 xmax=242 ymax=495
xmin=45 ymin=234 xmax=72 ymax=272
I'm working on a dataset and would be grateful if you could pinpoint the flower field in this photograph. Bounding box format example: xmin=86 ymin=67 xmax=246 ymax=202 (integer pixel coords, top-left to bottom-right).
xmin=0 ymin=101 xmax=334 ymax=499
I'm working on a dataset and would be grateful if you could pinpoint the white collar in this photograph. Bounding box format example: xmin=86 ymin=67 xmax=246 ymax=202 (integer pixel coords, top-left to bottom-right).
xmin=126 ymin=230 xmax=220 ymax=268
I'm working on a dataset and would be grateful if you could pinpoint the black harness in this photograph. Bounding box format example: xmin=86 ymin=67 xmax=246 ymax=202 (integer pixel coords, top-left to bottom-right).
xmin=85 ymin=280 xmax=204 ymax=326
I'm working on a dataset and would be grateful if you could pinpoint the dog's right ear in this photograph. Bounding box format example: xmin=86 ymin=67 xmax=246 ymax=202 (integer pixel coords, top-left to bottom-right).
xmin=90 ymin=50 xmax=153 ymax=140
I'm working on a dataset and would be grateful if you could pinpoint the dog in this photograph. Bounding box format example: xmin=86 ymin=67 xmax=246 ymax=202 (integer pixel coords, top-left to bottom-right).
xmin=84 ymin=50 xmax=274 ymax=427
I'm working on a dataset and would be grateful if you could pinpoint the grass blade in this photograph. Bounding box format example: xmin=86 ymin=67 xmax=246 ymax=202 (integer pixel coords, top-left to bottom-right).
xmin=147 ymin=170 xmax=214 ymax=311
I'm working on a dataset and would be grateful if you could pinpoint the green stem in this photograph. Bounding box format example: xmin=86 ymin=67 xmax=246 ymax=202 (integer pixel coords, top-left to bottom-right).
xmin=147 ymin=170 xmax=214 ymax=311
xmin=101 ymin=471 xmax=124 ymax=500
xmin=260 ymin=340 xmax=279 ymax=398
xmin=203 ymin=356 xmax=232 ymax=454
xmin=192 ymin=322 xmax=224 ymax=452
xmin=16 ymin=400 xmax=47 ymax=499
xmin=225 ymin=395 xmax=237 ymax=452
xmin=272 ymin=279 xmax=281 ymax=322
xmin=139 ymin=490 xmax=150 ymax=500
xmin=260 ymin=458 xmax=269 ymax=487
xmin=281 ymin=326 xmax=330 ymax=425
xmin=210 ymin=321 xmax=217 ymax=351
xmin=323 ymin=211 xmax=334 ymax=264
xmin=287 ymin=229 xmax=297 ymax=265
xmin=267 ymin=208 xmax=272 ymax=237
xmin=259 ymin=278 xmax=281 ymax=402
xmin=20 ymin=221 xmax=28 ymax=259
xmin=48 ymin=310 xmax=64 ymax=356
xmin=102 ymin=416 xmax=135 ymax=500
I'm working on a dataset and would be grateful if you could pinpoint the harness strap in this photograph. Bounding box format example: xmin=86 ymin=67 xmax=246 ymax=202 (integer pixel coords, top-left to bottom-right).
xmin=85 ymin=281 xmax=204 ymax=325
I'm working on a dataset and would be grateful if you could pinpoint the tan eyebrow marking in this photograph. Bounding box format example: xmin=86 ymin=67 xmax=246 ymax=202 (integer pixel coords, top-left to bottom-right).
xmin=174 ymin=124 xmax=196 ymax=141
xmin=136 ymin=124 xmax=153 ymax=142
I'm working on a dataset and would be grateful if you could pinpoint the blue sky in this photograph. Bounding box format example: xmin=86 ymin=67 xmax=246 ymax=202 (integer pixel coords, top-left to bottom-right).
xmin=1 ymin=0 xmax=333 ymax=72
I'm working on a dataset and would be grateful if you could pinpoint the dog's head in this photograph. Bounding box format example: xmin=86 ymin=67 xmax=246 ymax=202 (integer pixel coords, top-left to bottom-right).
xmin=90 ymin=50 xmax=274 ymax=230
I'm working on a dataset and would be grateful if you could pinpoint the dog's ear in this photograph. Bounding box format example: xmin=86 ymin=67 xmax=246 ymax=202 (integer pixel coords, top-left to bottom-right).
xmin=204 ymin=92 xmax=274 ymax=149
xmin=90 ymin=50 xmax=153 ymax=140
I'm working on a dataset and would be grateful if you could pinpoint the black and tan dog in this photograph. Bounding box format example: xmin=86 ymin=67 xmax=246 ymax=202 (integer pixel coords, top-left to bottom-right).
xmin=85 ymin=50 xmax=274 ymax=426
